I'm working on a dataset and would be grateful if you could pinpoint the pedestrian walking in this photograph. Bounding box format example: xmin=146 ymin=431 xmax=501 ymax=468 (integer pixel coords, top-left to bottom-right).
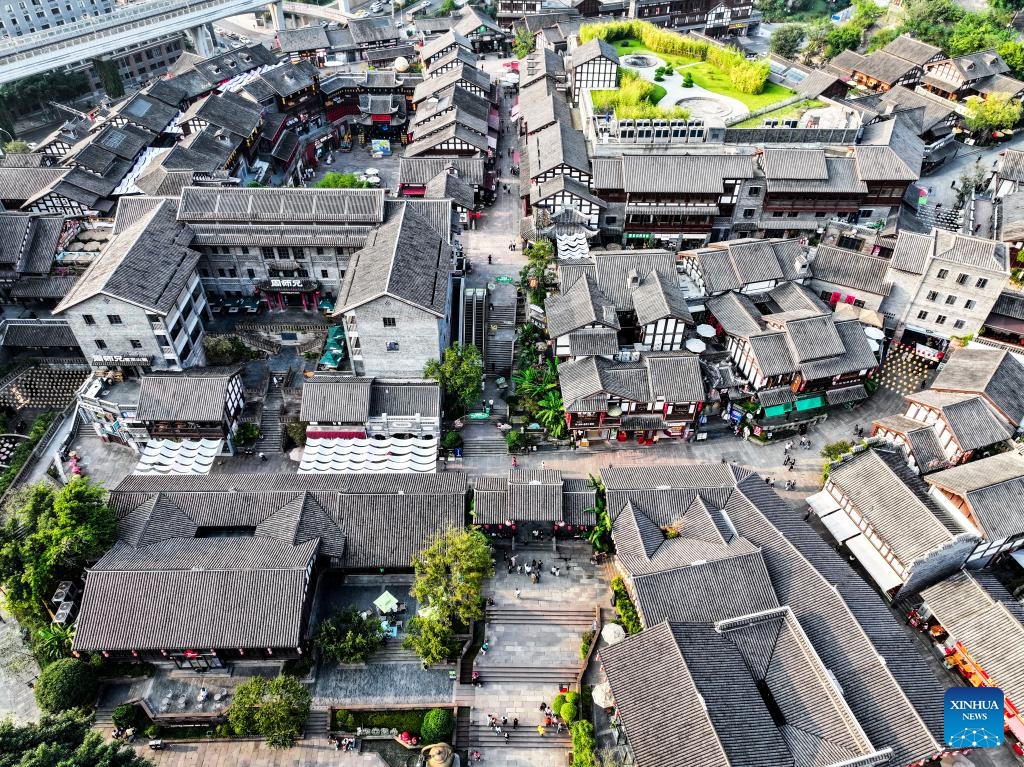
xmin=541 ymin=461 xmax=546 ymax=471
xmin=510 ymin=555 xmax=517 ymax=568
xmin=503 ymin=732 xmax=510 ymax=743
xmin=537 ymin=725 xmax=546 ymax=737
xmin=514 ymin=588 xmax=521 ymax=599
xmin=513 ymin=717 xmax=519 ymax=730
xmin=764 ymin=476 xmax=770 ymax=485
xmin=258 ymin=452 xmax=267 ymax=462
xmin=502 ymin=717 xmax=508 ymax=727
xmin=770 ymin=479 xmax=776 ymax=488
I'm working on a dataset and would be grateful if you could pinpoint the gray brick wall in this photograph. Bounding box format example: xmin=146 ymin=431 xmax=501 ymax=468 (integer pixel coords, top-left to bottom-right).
xmin=63 ymin=296 xmax=178 ymax=371
xmin=901 ymin=534 xmax=980 ymax=597
xmin=347 ymin=296 xmax=448 ymax=378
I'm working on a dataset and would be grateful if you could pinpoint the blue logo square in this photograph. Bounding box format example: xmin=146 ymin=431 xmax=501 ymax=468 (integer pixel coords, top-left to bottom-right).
xmin=944 ymin=687 xmax=1004 ymax=748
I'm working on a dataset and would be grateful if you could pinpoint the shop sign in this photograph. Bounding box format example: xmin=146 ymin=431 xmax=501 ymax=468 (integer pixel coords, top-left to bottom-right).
xmin=93 ymin=355 xmax=151 ymax=365
xmin=270 ymin=279 xmax=304 ymax=289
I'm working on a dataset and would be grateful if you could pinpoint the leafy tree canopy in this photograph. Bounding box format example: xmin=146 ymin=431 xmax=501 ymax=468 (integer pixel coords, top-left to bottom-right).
xmin=964 ymin=92 xmax=1023 ymax=134
xmin=512 ymin=25 xmax=535 ymax=58
xmin=402 ymin=615 xmax=461 ymax=665
xmin=424 ymin=344 xmax=484 ymax=415
xmin=227 ymin=674 xmax=311 ymax=748
xmin=0 ymin=710 xmax=152 ymax=767
xmin=314 ymin=607 xmax=385 ymax=663
xmin=314 ymin=172 xmax=370 ymax=188
xmin=34 ymin=658 xmax=99 ymax=713
xmin=410 ymin=527 xmax=492 ymax=627
xmin=769 ymin=24 xmax=806 ymax=59
xmin=2 ymin=141 xmax=30 ymax=153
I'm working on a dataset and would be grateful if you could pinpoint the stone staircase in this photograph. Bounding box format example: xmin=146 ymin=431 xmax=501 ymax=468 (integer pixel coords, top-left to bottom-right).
xmin=304 ymin=707 xmax=331 ymax=739
xmin=368 ymin=636 xmax=421 ymax=664
xmin=486 ymin=607 xmax=595 ymax=628
xmin=463 ymin=431 xmax=508 ymax=457
xmin=467 ymin=722 xmax=570 ymax=748
xmin=255 ymin=390 xmax=285 ymax=454
xmin=485 ymin=302 xmax=516 ymax=374
xmin=475 ymin=607 xmax=594 ymax=683
xmin=94 ymin=703 xmax=117 ymax=729
xmin=455 ymin=707 xmax=472 ymax=748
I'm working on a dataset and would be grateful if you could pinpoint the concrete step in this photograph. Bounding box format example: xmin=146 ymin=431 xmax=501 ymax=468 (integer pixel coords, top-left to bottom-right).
xmin=368 ymin=640 xmax=421 ymax=665
xmin=305 ymin=708 xmax=331 ymax=739
xmin=464 ymin=434 xmax=508 ymax=456
xmin=470 ymin=666 xmax=580 ymax=683
xmin=486 ymin=607 xmax=595 ymax=626
xmin=467 ymin=725 xmax=570 ymax=748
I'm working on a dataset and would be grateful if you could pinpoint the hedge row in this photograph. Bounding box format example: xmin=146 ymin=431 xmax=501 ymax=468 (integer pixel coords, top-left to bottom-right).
xmin=610 ymin=577 xmax=642 ymax=635
xmin=581 ymin=20 xmax=770 ymax=95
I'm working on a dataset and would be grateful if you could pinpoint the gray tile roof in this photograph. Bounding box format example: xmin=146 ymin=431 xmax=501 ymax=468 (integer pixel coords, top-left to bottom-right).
xmin=707 ymin=291 xmax=763 ymax=336
xmin=136 ymin=373 xmax=233 ymax=422
xmin=881 ymin=35 xmax=942 ymax=66
xmin=300 ymin=378 xmax=373 ymax=423
xmin=545 ymin=273 xmax=619 ymax=338
xmin=690 ymin=238 xmax=805 ymax=294
xmin=811 ymin=245 xmax=891 ymax=295
xmin=562 ymin=477 xmax=596 ymax=527
xmin=827 ymin=49 xmax=867 ymax=75
xmin=632 ymin=269 xmax=692 ymax=326
xmin=412 ymin=63 xmax=491 ymax=104
xmin=54 ymin=199 xmax=199 ymax=315
xmin=178 ymin=187 xmax=385 ymax=224
xmin=797 ymin=319 xmax=880 ymax=380
xmin=889 ymin=230 xmax=934 ymax=274
xmin=762 ymin=148 xmax=828 ymax=180
xmin=0 ymin=166 xmax=68 ymax=203
xmin=828 ymin=449 xmax=971 ymax=567
xmin=906 ymin=390 xmax=1012 ymax=451
xmin=419 ymin=30 xmax=473 ymax=63
xmin=925 ymin=452 xmax=1024 ymax=539
xmin=276 ymin=25 xmax=330 ymax=52
xmin=338 ymin=202 xmax=451 ymax=316
xmin=74 ymin=537 xmax=315 ymax=651
xmin=425 ymin=168 xmax=478 ymax=211
xmin=523 ymin=120 xmax=590 ymax=177
xmin=424 ymin=46 xmax=479 ymax=76
xmin=566 ymin=250 xmax=678 ymax=312
xmin=619 ymin=153 xmax=755 ymax=195
xmin=601 ymin=466 xmax=947 ymax=764
xmin=931 ymin=347 xmax=1024 ymax=427
xmin=453 ymin=5 xmax=504 ymax=37
xmin=190 ymin=90 xmax=262 ymax=139
xmin=921 ymin=571 xmax=1024 ymax=710
xmin=992 ymin=290 xmax=1024 ymax=320
xmin=796 ymin=68 xmax=842 ymax=98
xmin=370 ymin=379 xmax=441 ymax=419
xmin=569 ymin=37 xmax=618 ymax=68
xmin=566 ymin=326 xmax=619 ymax=357
xmin=644 ymin=352 xmax=705 ymax=403
xmin=558 ymin=352 xmax=704 ymax=410
xmin=256 ymin=59 xmax=320 ymax=97
xmin=399 ymin=157 xmax=485 ymax=187
xmin=519 ymin=46 xmax=567 ymax=88
xmin=508 ymin=469 xmax=563 ymax=521
xmin=935 ymin=229 xmax=1007 ymax=272
xmin=768 ymin=156 xmax=868 ymax=195
xmin=854 ymin=50 xmax=917 ymax=85
xmin=0 ymin=320 xmax=76 ymax=348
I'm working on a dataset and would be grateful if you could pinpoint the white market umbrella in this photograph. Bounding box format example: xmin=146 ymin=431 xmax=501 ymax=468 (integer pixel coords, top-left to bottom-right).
xmin=867 ymin=338 xmax=880 ymax=352
xmin=374 ymin=590 xmax=399 ymax=613
xmin=685 ymin=338 xmax=707 ymax=353
xmin=592 ymin=682 xmax=615 ymax=709
xmin=601 ymin=623 xmax=626 ymax=644
xmin=418 ymin=604 xmax=437 ymax=620
xmin=288 ymin=447 xmax=305 ymax=462
xmin=864 ymin=326 xmax=885 ymax=340
xmin=365 ymin=167 xmax=380 ymax=176
xmin=696 ymin=324 xmax=716 ymax=338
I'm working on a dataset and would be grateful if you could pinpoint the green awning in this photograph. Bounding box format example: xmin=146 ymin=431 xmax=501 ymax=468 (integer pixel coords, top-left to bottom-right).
xmin=764 ymin=403 xmax=794 ymax=418
xmin=319 ymin=352 xmax=342 ymax=368
xmin=242 ymin=297 xmax=260 ymax=310
xmin=795 ymin=395 xmax=827 ymax=411
xmin=319 ymin=297 xmax=335 ymax=311
xmin=328 ymin=325 xmax=345 ymax=339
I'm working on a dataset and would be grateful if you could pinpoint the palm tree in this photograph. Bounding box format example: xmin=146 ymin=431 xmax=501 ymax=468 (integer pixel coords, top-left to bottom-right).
xmin=535 ymin=390 xmax=567 ymax=439
xmin=35 ymin=624 xmax=74 ymax=663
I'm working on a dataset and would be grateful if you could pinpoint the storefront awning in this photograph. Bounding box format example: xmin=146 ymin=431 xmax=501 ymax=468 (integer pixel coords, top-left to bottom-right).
xmin=806 ymin=489 xmax=840 ymax=517
xmin=985 ymin=313 xmax=1024 ymax=335
xmin=820 ymin=510 xmax=860 ymax=544
xmin=758 ymin=386 xmax=795 ymax=407
xmin=845 ymin=534 xmax=904 ymax=594
xmin=621 ymin=414 xmax=669 ymax=431
xmin=826 ymin=384 xmax=868 ymax=405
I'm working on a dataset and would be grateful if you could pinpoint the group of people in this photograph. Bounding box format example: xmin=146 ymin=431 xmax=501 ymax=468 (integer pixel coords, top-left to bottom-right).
xmin=505 ymin=554 xmax=547 ymax=586
xmin=327 ymin=734 xmax=356 ymax=751
xmin=487 ymin=714 xmax=516 ymax=743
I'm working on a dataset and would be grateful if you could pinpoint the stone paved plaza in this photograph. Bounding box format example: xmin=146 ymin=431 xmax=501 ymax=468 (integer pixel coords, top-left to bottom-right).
xmin=0 ymin=610 xmax=40 ymax=724
xmin=135 ymin=740 xmax=388 ymax=767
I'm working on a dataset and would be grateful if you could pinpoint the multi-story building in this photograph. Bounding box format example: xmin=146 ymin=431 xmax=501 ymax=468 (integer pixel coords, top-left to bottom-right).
xmin=53 ymin=199 xmax=209 ymax=373
xmin=883 ymin=229 xmax=1009 ymax=357
xmin=921 ymin=50 xmax=1024 ymax=102
xmin=135 ymin=370 xmax=246 ymax=451
xmin=567 ymin=38 xmax=618 ymax=104
xmin=828 ymin=35 xmax=942 ymax=93
xmin=627 ymin=0 xmax=757 ymax=37
xmin=336 ymin=204 xmax=453 ymax=377
xmin=300 ymin=377 xmax=442 ymax=439
xmin=680 ymin=237 xmax=808 ymax=298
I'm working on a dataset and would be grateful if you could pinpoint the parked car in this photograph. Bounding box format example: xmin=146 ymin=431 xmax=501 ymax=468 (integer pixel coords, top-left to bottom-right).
xmin=370 ymin=2 xmax=384 ymax=12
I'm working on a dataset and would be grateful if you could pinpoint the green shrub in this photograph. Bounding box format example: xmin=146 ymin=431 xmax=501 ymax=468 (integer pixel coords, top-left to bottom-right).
xmin=441 ymin=431 xmax=464 ymax=450
xmin=421 ymin=709 xmax=454 ymax=744
xmin=35 ymin=658 xmax=99 ymax=712
xmin=571 ymin=721 xmax=596 ymax=767
xmin=334 ymin=709 xmax=358 ymax=731
xmin=144 ymin=724 xmax=162 ymax=739
xmin=579 ymin=629 xmax=596 ymax=660
xmin=592 ymin=69 xmax=689 ymax=120
xmin=561 ymin=702 xmax=578 ymax=723
xmin=565 ymin=692 xmax=580 ymax=709
xmin=282 ymin=657 xmax=313 ymax=678
xmin=653 ymin=73 xmax=664 ymax=81
xmin=315 ymin=607 xmax=386 ymax=663
xmin=111 ymin=704 xmax=138 ymax=729
xmin=552 ymin=693 xmax=567 ymax=713
xmin=610 ymin=578 xmax=642 ymax=634
xmin=214 ymin=723 xmax=235 ymax=738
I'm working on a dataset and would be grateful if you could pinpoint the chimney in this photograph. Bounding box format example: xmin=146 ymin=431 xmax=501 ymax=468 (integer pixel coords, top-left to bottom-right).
xmin=627 ymin=268 xmax=640 ymax=290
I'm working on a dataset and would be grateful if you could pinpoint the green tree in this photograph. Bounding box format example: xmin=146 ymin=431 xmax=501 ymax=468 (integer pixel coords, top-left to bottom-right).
xmin=233 ymin=422 xmax=261 ymax=448
xmin=512 ymin=25 xmax=535 ymax=58
xmin=570 ymin=721 xmax=597 ymax=767
xmin=521 ymin=238 xmax=556 ymax=305
xmin=820 ymin=440 xmax=853 ymax=462
xmin=560 ymin=701 xmax=578 ymax=724
xmin=110 ymin=704 xmax=138 ymax=729
xmin=535 ymin=390 xmax=567 ymax=439
xmin=410 ymin=527 xmax=492 ymax=627
xmin=964 ymin=92 xmax=1023 ymax=134
xmin=420 ymin=709 xmax=455 ymax=744
xmin=35 ymin=658 xmax=99 ymax=713
xmin=91 ymin=58 xmax=124 ymax=98
xmin=585 ymin=475 xmax=612 ymax=552
xmin=424 ymin=344 xmax=484 ymax=415
xmin=435 ymin=0 xmax=456 ymax=14
xmin=314 ymin=607 xmax=385 ymax=664
xmin=898 ymin=0 xmax=964 ymax=49
xmin=2 ymin=140 xmax=30 ymax=153
xmin=947 ymin=11 xmax=1015 ymax=56
xmin=998 ymin=40 xmax=1024 ymax=79
xmin=315 ymin=172 xmax=370 ymax=188
xmin=228 ymin=674 xmax=311 ymax=748
xmin=824 ymin=24 xmax=863 ymax=59
xmin=203 ymin=335 xmax=255 ymax=365
xmin=0 ymin=480 xmax=116 ymax=630
xmin=0 ymin=710 xmax=152 ymax=767
xmin=769 ymin=24 xmax=806 ymax=59
xmin=402 ymin=615 xmax=460 ymax=665
xmin=866 ymin=28 xmax=899 ymax=52
xmin=34 ymin=624 xmax=74 ymax=663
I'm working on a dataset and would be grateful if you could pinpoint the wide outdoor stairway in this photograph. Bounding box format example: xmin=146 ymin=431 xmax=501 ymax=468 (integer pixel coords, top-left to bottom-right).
xmin=304 ymin=708 xmax=331 ymax=740
xmin=368 ymin=636 xmax=421 ymax=664
xmin=463 ymin=430 xmax=508 ymax=457
xmin=476 ymin=606 xmax=595 ymax=682
xmin=466 ymin=721 xmax=571 ymax=749
xmin=255 ymin=391 xmax=284 ymax=454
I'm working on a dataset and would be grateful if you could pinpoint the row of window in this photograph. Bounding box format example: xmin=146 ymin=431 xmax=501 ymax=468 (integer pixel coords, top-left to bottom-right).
xmin=200 ymin=267 xmax=340 ymax=280
xmin=916 ymin=310 xmax=966 ymax=329
xmin=924 ymin=291 xmax=977 ymax=310
xmin=935 ymin=268 xmax=988 ymax=289
xmin=94 ymin=339 xmax=143 ymax=350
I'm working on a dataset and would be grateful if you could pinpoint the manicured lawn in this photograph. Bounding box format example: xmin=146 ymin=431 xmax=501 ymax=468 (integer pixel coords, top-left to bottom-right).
xmin=732 ymin=98 xmax=826 ymax=127
xmin=613 ymin=38 xmax=794 ymax=110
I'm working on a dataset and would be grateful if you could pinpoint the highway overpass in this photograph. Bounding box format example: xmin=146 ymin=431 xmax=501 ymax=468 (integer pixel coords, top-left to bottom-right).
xmin=0 ymin=0 xmax=287 ymax=85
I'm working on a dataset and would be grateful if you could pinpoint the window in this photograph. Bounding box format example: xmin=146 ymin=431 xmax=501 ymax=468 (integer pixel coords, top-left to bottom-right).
xmin=316 ymin=247 xmax=324 ymax=256
xmin=261 ymin=247 xmax=274 ymax=259
xmin=605 ymin=216 xmax=617 ymax=225
xmin=965 ymin=299 xmax=976 ymax=310
xmin=386 ymin=341 xmax=400 ymax=351
xmin=858 ymin=209 xmax=874 ymax=219
xmin=155 ymin=334 xmax=168 ymax=347
xmin=247 ymin=268 xmax=256 ymax=278
xmin=292 ymin=247 xmax=305 ymax=259
xmin=953 ymin=319 xmax=966 ymax=329
xmin=936 ymin=315 xmax=947 ymax=325
xmin=217 ymin=268 xmax=226 ymax=277
xmin=748 ymin=186 xmax=761 ymax=197
xmin=772 ymin=211 xmax=783 ymax=218
xmin=945 ymin=295 xmax=956 ymax=305
xmin=107 ymin=314 xmax=122 ymax=325
xmin=82 ymin=314 xmax=95 ymax=325
xmin=937 ymin=269 xmax=949 ymax=279
xmin=926 ymin=291 xmax=938 ymax=301
xmin=129 ymin=339 xmax=143 ymax=349
xmin=199 ymin=268 xmax=210 ymax=277
xmin=241 ymin=246 xmax=249 ymax=255
xmin=976 ymin=277 xmax=988 ymax=289
xmin=383 ymin=317 xmax=397 ymax=327
xmin=787 ymin=212 xmax=798 ymax=218
xmin=94 ymin=339 xmax=107 ymax=349
xmin=228 ymin=269 xmax=237 ymax=278
xmin=276 ymin=247 xmax=288 ymax=258
xmin=321 ymin=269 xmax=329 ymax=278
xmin=956 ymin=273 xmax=969 ymax=285
xmin=917 ymin=310 xmax=928 ymax=320
xmin=146 ymin=313 xmax=160 ymax=323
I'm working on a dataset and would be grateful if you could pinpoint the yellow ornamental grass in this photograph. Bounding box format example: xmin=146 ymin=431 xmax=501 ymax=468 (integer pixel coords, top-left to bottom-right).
xmin=591 ymin=69 xmax=691 ymax=120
